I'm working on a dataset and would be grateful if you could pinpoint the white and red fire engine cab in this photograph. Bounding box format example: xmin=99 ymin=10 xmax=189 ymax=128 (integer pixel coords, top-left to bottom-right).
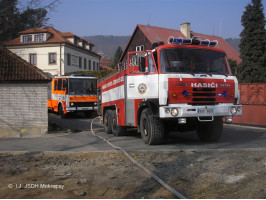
xmin=97 ymin=37 xmax=242 ymax=145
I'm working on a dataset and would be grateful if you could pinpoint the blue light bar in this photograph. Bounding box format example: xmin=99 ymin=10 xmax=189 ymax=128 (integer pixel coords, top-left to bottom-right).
xmin=200 ymin=40 xmax=217 ymax=47
xmin=168 ymin=36 xmax=218 ymax=47
xmin=169 ymin=36 xmax=192 ymax=44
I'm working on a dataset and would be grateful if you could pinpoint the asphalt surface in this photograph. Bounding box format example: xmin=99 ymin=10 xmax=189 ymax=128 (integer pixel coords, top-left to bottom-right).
xmin=0 ymin=113 xmax=265 ymax=152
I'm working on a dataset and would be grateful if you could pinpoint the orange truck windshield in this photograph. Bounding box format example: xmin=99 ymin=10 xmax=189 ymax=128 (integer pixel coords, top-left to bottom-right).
xmin=69 ymin=78 xmax=97 ymax=95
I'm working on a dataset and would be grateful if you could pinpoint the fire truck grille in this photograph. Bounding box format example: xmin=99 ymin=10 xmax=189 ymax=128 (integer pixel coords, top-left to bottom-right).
xmin=71 ymin=102 xmax=95 ymax=107
xmin=190 ymin=88 xmax=217 ymax=105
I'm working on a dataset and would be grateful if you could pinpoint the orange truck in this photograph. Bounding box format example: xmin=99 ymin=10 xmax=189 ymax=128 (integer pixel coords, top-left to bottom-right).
xmin=48 ymin=75 xmax=97 ymax=118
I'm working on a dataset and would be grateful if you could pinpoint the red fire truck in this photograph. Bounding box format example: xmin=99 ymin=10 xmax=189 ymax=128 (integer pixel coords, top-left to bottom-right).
xmin=48 ymin=75 xmax=97 ymax=118
xmin=97 ymin=37 xmax=242 ymax=145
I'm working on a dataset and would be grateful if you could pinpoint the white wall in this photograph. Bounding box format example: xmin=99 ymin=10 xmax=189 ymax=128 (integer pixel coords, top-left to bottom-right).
xmin=63 ymin=46 xmax=100 ymax=74
xmin=9 ymin=44 xmax=100 ymax=76
xmin=9 ymin=46 xmax=61 ymax=75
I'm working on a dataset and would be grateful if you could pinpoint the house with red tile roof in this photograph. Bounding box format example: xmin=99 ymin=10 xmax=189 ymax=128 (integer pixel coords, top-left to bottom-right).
xmin=4 ymin=27 xmax=101 ymax=76
xmin=0 ymin=46 xmax=51 ymax=137
xmin=100 ymin=57 xmax=113 ymax=70
xmin=120 ymin=23 xmax=241 ymax=64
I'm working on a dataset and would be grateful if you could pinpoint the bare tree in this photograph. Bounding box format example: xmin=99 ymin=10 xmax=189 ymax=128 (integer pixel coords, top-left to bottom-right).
xmin=18 ymin=0 xmax=61 ymax=12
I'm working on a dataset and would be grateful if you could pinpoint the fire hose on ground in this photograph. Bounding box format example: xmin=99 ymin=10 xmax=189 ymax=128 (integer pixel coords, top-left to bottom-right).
xmin=90 ymin=116 xmax=187 ymax=199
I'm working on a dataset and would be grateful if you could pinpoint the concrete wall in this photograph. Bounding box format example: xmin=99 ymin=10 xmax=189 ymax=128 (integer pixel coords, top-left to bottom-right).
xmin=0 ymin=83 xmax=48 ymax=137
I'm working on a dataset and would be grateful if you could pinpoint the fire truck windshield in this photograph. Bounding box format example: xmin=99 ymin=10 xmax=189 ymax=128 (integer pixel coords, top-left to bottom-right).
xmin=69 ymin=78 xmax=97 ymax=95
xmin=160 ymin=48 xmax=230 ymax=75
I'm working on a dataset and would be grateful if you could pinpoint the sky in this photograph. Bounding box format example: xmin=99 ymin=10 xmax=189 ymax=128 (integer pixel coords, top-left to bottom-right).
xmin=40 ymin=0 xmax=266 ymax=39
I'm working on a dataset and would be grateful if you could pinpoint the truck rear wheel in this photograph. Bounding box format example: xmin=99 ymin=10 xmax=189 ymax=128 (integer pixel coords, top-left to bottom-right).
xmin=197 ymin=117 xmax=223 ymax=142
xmin=111 ymin=110 xmax=126 ymax=136
xmin=104 ymin=110 xmax=112 ymax=134
xmin=140 ymin=108 xmax=164 ymax=145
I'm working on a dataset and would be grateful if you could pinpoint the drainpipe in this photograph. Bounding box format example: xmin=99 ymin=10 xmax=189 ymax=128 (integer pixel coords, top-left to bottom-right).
xmin=59 ymin=43 xmax=62 ymax=76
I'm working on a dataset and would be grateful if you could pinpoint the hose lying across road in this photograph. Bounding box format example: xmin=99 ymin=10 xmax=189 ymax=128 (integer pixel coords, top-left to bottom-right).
xmin=90 ymin=116 xmax=187 ymax=199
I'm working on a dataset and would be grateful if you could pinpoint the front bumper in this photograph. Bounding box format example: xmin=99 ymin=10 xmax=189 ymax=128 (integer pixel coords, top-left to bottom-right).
xmin=159 ymin=103 xmax=242 ymax=118
xmin=66 ymin=106 xmax=98 ymax=112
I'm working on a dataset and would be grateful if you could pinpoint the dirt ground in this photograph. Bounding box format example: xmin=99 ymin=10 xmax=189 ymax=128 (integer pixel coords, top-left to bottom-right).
xmin=0 ymin=149 xmax=265 ymax=199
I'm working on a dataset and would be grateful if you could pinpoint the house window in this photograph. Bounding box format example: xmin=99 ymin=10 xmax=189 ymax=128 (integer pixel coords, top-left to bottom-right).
xmin=49 ymin=53 xmax=56 ymax=64
xmin=84 ymin=58 xmax=87 ymax=69
xmin=96 ymin=62 xmax=99 ymax=70
xmin=29 ymin=54 xmax=37 ymax=65
xmin=93 ymin=61 xmax=95 ymax=71
xmin=23 ymin=35 xmax=32 ymax=43
xmin=136 ymin=45 xmax=144 ymax=52
xmin=79 ymin=57 xmax=82 ymax=68
xmin=67 ymin=53 xmax=71 ymax=66
xmin=88 ymin=60 xmax=91 ymax=70
xmin=34 ymin=34 xmax=44 ymax=42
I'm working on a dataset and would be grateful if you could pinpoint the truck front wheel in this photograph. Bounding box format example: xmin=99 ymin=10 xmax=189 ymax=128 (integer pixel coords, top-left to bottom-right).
xmin=197 ymin=117 xmax=223 ymax=142
xmin=58 ymin=104 xmax=66 ymax=119
xmin=140 ymin=108 xmax=164 ymax=145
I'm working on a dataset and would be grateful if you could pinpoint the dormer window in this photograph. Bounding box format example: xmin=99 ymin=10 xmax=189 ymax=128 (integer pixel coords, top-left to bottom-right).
xmin=74 ymin=38 xmax=77 ymax=46
xmin=22 ymin=35 xmax=32 ymax=43
xmin=136 ymin=45 xmax=144 ymax=51
xmin=34 ymin=34 xmax=44 ymax=42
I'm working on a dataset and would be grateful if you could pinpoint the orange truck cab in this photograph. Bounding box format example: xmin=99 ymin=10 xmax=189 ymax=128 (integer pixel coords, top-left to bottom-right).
xmin=48 ymin=75 xmax=97 ymax=118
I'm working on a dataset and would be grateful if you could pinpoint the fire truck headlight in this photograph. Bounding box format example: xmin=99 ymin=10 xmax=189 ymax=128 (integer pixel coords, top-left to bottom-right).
xmin=70 ymin=103 xmax=74 ymax=107
xmin=165 ymin=108 xmax=170 ymax=114
xmin=94 ymin=102 xmax=97 ymax=106
xmin=230 ymin=107 xmax=237 ymax=115
xmin=171 ymin=108 xmax=179 ymax=116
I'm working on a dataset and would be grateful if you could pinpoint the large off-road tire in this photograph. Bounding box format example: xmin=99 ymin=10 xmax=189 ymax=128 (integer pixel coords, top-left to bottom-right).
xmin=104 ymin=110 xmax=112 ymax=134
xmin=140 ymin=108 xmax=164 ymax=145
xmin=197 ymin=117 xmax=223 ymax=142
xmin=111 ymin=110 xmax=126 ymax=136
xmin=58 ymin=104 xmax=66 ymax=119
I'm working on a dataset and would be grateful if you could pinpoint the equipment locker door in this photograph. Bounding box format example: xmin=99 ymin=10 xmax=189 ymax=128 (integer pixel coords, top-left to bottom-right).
xmin=125 ymin=52 xmax=159 ymax=126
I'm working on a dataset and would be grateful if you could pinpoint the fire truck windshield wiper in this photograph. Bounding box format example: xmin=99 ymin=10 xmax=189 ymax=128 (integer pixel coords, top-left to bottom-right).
xmin=192 ymin=71 xmax=212 ymax=77
xmin=207 ymin=69 xmax=229 ymax=77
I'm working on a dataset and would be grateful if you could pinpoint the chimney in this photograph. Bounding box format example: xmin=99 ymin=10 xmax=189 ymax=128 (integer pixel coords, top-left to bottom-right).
xmin=180 ymin=23 xmax=191 ymax=38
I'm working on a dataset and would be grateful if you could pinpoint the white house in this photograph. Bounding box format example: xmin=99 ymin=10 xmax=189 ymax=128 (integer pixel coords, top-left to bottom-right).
xmin=4 ymin=27 xmax=101 ymax=76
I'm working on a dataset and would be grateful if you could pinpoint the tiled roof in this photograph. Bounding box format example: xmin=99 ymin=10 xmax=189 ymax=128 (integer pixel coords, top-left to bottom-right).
xmin=100 ymin=64 xmax=112 ymax=71
xmin=138 ymin=24 xmax=185 ymax=44
xmin=5 ymin=26 xmax=96 ymax=48
xmin=190 ymin=32 xmax=241 ymax=64
xmin=137 ymin=24 xmax=241 ymax=64
xmin=0 ymin=46 xmax=51 ymax=82
xmin=59 ymin=32 xmax=75 ymax=37
xmin=19 ymin=27 xmax=49 ymax=34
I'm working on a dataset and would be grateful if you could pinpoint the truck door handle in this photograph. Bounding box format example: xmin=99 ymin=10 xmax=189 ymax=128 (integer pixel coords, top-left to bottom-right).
xmin=129 ymin=83 xmax=135 ymax=88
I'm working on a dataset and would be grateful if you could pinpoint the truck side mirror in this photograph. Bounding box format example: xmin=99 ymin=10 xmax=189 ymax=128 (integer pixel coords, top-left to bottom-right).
xmin=139 ymin=57 xmax=146 ymax=72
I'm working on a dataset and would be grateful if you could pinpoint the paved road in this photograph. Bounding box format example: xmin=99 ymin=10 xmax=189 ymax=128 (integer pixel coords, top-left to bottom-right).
xmin=0 ymin=113 xmax=265 ymax=152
